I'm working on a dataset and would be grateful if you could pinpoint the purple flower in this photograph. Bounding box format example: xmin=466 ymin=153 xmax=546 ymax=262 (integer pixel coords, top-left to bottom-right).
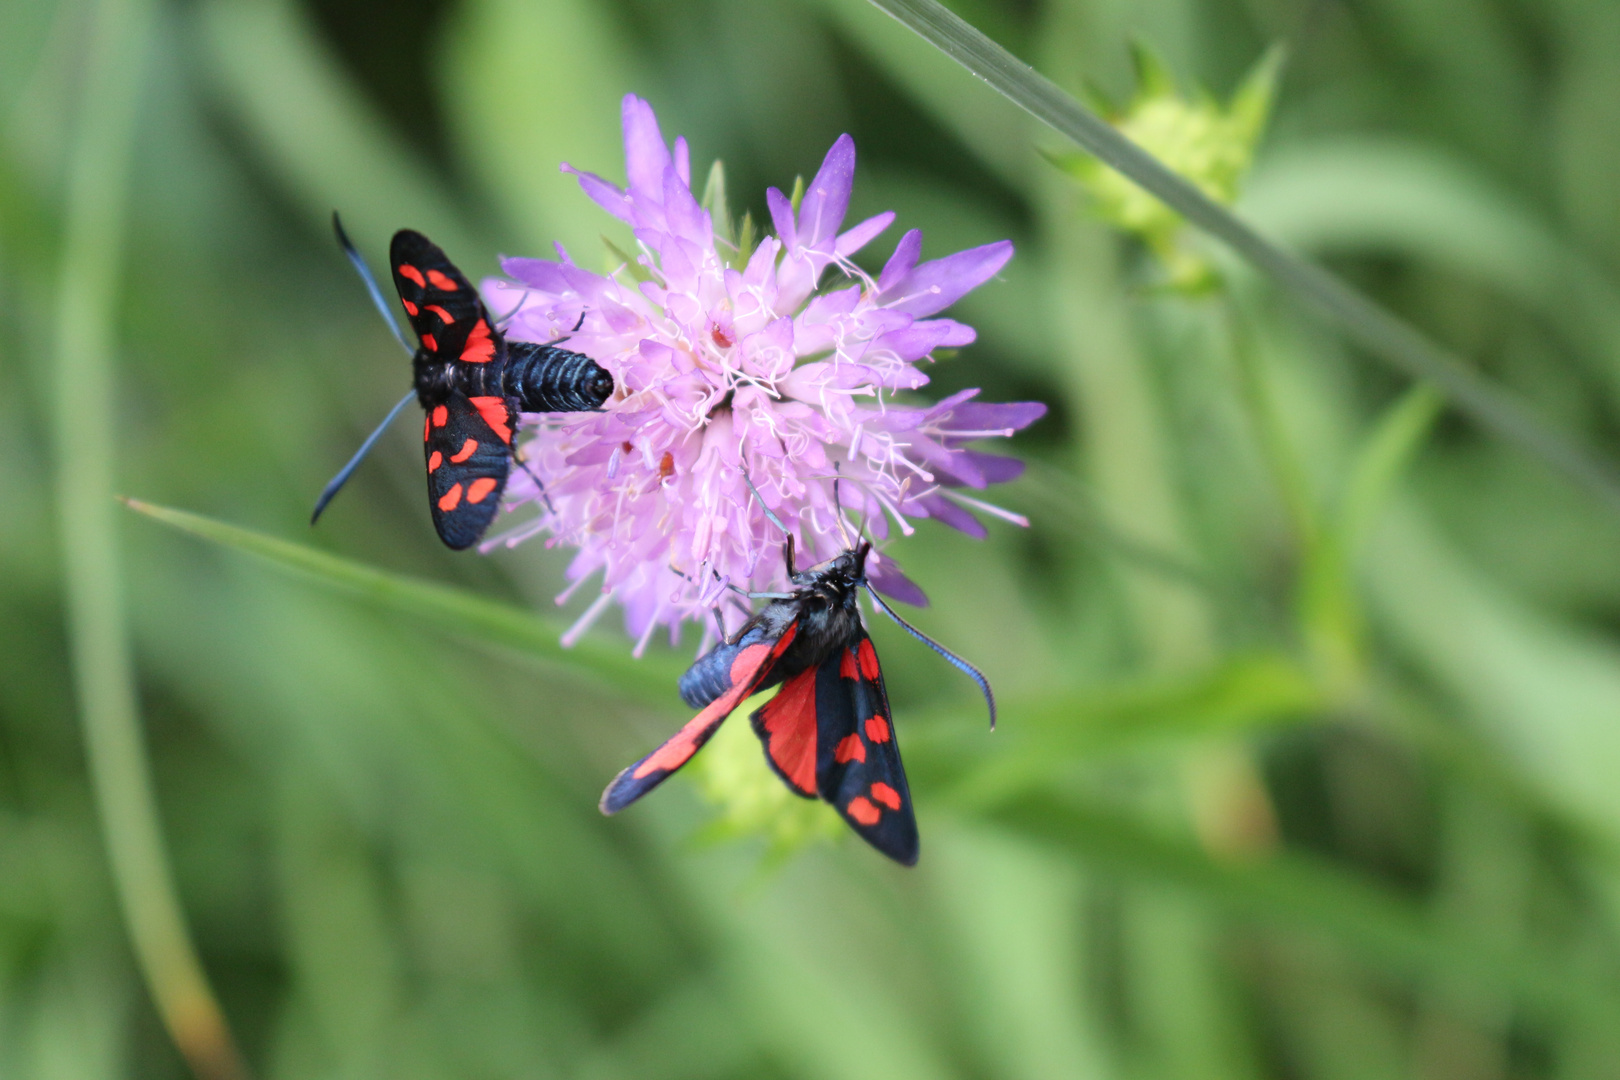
xmin=483 ymin=95 xmax=1044 ymax=654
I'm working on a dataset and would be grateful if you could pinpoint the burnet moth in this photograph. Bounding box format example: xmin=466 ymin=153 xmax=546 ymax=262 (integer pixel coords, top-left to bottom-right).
xmin=312 ymin=216 xmax=615 ymax=549
xmin=600 ymin=491 xmax=995 ymax=865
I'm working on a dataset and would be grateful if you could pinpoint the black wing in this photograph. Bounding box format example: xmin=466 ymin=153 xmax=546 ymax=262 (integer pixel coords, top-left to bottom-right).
xmin=812 ymin=632 xmax=918 ymax=865
xmin=390 ymin=229 xmax=501 ymax=367
xmin=424 ymin=391 xmax=512 ymax=549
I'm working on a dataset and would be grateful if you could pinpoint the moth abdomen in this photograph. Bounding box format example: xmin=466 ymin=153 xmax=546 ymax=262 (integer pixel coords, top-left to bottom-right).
xmin=506 ymin=341 xmax=615 ymax=413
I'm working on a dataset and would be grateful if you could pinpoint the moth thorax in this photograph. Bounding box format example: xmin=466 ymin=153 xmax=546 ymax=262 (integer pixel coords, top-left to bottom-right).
xmin=412 ymin=350 xmax=457 ymax=406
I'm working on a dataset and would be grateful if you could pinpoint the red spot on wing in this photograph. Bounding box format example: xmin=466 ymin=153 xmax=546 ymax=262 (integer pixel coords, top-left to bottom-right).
xmin=631 ymin=639 xmax=779 ymax=781
xmin=622 ymin=624 xmax=799 ymax=786
xmin=726 ymin=642 xmax=772 ymax=686
xmin=759 ymin=668 xmax=818 ymax=795
xmin=427 ymin=451 xmax=442 ymax=472
xmin=461 ymin=320 xmax=495 ymax=364
xmin=426 ymin=269 xmax=458 ymax=291
xmin=468 ymin=396 xmax=513 ymax=444
xmin=398 ymin=264 xmax=425 ymax=287
xmin=632 ymin=714 xmax=712 ymax=780
xmin=847 ymin=796 xmax=881 ymax=826
xmin=870 ymin=782 xmax=902 ymax=810
xmin=858 ymin=639 xmax=880 ymax=680
xmin=438 ymin=483 xmax=463 ymax=512
xmin=431 ymin=404 xmax=449 ymax=427
xmin=744 ymin=622 xmax=798 ymax=680
xmin=423 ymin=416 xmax=430 ymax=442
xmin=865 ymin=715 xmax=891 ymax=743
xmin=425 ymin=304 xmax=454 ymax=324
xmin=421 ymin=333 xmax=438 ymax=352
xmin=467 ymin=477 xmax=498 ymax=504
xmin=402 ymin=300 xmax=419 ymax=316
xmin=840 ymin=648 xmax=859 ymax=680
xmin=450 ymin=438 xmax=478 ymax=463
xmin=834 ymin=734 xmax=865 ymax=764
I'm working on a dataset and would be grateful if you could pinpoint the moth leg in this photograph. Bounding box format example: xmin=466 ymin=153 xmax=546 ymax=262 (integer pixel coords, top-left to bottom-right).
xmin=513 ymin=442 xmax=558 ymax=515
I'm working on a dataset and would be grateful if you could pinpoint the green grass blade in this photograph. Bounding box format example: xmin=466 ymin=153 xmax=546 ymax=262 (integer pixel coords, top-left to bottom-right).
xmin=1339 ymin=384 xmax=1445 ymax=552
xmin=985 ymin=792 xmax=1620 ymax=1028
xmin=121 ymin=500 xmax=679 ymax=705
xmin=861 ymin=0 xmax=1620 ymax=520
xmin=52 ymin=4 xmax=249 ymax=1077
xmin=927 ymin=652 xmax=1322 ymax=806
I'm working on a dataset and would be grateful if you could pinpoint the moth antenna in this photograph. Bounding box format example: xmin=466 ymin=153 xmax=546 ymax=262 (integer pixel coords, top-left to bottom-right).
xmin=490 ymin=289 xmax=531 ymax=329
xmin=740 ymin=468 xmax=799 ymax=580
xmin=711 ymin=606 xmax=727 ymax=642
xmin=863 ymin=583 xmax=997 ymax=730
xmin=311 ymin=390 xmax=416 ymax=524
xmin=831 ymin=465 xmax=854 ymax=548
xmin=333 ymin=212 xmax=414 ymax=356
xmin=740 ymin=468 xmax=789 ymax=536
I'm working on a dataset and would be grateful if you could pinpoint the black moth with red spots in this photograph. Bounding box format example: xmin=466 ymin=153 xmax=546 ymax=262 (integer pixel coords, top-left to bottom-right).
xmin=601 ymin=540 xmax=994 ymax=865
xmin=389 ymin=230 xmax=615 ymax=548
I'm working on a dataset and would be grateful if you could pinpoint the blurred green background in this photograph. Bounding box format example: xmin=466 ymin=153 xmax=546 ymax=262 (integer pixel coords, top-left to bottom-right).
xmin=9 ymin=0 xmax=1620 ymax=1076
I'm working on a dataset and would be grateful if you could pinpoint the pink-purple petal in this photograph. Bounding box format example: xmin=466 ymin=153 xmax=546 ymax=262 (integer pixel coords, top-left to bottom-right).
xmin=867 ymin=556 xmax=930 ymax=607
xmin=916 ymin=494 xmax=988 ymax=539
xmin=879 ymin=229 xmax=922 ymax=291
xmin=560 ymin=165 xmax=633 ymax=224
xmin=963 ymin=451 xmax=1027 ymax=484
xmin=942 ymin=399 xmax=1049 ymax=434
xmin=880 ymin=239 xmax=1014 ymax=316
xmin=621 ymin=94 xmax=673 ymax=202
xmin=797 ymin=133 xmax=855 ymax=250
xmin=836 ymin=211 xmax=895 ymax=258
xmin=765 ymin=187 xmax=797 ymax=249
xmin=674 ymin=135 xmax=690 ymax=187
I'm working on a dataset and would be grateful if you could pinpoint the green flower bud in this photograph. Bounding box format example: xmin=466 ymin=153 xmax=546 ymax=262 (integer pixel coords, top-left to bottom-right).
xmin=690 ymin=694 xmax=843 ymax=859
xmin=1053 ymin=43 xmax=1282 ymax=293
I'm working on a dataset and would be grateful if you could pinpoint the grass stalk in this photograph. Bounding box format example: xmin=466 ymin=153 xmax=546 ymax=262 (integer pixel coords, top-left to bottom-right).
xmin=50 ymin=1 xmax=249 ymax=1076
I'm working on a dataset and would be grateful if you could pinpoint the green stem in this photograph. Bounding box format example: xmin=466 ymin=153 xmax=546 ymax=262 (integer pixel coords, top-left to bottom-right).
xmin=50 ymin=1 xmax=249 ymax=1077
xmin=1223 ymin=298 xmax=1318 ymax=549
xmin=862 ymin=0 xmax=1620 ymax=519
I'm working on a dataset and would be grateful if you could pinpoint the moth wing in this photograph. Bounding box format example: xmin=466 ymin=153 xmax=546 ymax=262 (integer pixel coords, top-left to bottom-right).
xmin=600 ymin=621 xmax=803 ymax=813
xmin=749 ymin=662 xmax=820 ymax=799
xmin=814 ymin=633 xmax=918 ymax=865
xmin=424 ymin=391 xmax=512 ymax=550
xmin=390 ymin=230 xmax=501 ymax=366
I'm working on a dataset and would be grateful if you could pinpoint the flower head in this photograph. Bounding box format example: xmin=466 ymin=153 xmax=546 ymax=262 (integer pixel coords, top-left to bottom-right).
xmin=485 ymin=95 xmax=1043 ymax=652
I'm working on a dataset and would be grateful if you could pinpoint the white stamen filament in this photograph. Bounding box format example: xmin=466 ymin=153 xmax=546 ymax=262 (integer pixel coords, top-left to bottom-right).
xmin=553 ymin=566 xmax=600 ymax=607
xmin=561 ymin=588 xmax=616 ymax=647
xmin=940 ymin=488 xmax=1030 ymax=527
xmin=631 ymin=603 xmax=663 ymax=658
